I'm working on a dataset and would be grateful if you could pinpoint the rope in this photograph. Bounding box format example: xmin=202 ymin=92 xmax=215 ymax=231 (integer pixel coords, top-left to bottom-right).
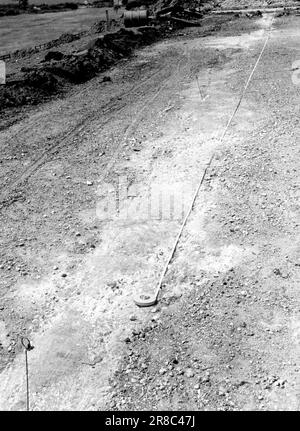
xmin=153 ymin=16 xmax=274 ymax=302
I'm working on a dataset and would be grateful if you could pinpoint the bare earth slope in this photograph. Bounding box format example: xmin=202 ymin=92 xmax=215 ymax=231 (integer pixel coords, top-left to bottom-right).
xmin=0 ymin=12 xmax=299 ymax=410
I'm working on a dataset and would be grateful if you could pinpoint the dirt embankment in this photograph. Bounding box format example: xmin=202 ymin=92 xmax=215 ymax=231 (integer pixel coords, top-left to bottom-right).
xmin=0 ymin=3 xmax=211 ymax=115
xmin=0 ymin=27 xmax=160 ymax=111
xmin=6 ymin=32 xmax=83 ymax=61
xmin=0 ymin=0 xmax=262 ymax=115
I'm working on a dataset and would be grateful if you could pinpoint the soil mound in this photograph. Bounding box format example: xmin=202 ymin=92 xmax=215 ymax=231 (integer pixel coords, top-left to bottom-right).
xmin=0 ymin=27 xmax=160 ymax=110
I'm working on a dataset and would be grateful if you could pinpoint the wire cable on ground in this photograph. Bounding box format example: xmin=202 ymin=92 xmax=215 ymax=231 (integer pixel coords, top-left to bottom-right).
xmin=135 ymin=16 xmax=274 ymax=306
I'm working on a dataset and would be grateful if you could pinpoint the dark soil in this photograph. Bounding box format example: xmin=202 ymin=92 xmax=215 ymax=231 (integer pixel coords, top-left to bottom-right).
xmin=0 ymin=27 xmax=160 ymax=111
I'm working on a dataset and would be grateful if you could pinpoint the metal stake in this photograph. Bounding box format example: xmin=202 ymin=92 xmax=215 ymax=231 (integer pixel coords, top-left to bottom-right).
xmin=21 ymin=337 xmax=34 ymax=411
xmin=106 ymin=10 xmax=110 ymax=31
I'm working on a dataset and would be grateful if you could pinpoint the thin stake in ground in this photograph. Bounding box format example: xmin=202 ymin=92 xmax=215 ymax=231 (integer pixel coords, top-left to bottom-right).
xmin=21 ymin=337 xmax=34 ymax=411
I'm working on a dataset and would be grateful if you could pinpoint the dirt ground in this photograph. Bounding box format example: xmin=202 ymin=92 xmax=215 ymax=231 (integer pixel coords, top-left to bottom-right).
xmin=0 ymin=9 xmax=299 ymax=411
xmin=219 ymin=0 xmax=299 ymax=8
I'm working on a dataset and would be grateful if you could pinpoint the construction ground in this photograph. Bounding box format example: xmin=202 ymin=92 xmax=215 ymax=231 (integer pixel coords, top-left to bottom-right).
xmin=0 ymin=0 xmax=300 ymax=411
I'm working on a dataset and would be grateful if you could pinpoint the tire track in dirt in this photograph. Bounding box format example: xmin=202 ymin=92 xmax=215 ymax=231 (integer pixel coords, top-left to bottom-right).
xmin=0 ymin=45 xmax=192 ymax=210
xmin=0 ymin=64 xmax=170 ymax=209
xmin=98 ymin=47 xmax=190 ymax=185
xmin=0 ymin=44 xmax=193 ymax=409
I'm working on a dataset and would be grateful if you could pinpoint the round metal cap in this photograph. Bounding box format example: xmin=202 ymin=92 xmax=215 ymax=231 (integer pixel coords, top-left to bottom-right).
xmin=133 ymin=292 xmax=157 ymax=307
